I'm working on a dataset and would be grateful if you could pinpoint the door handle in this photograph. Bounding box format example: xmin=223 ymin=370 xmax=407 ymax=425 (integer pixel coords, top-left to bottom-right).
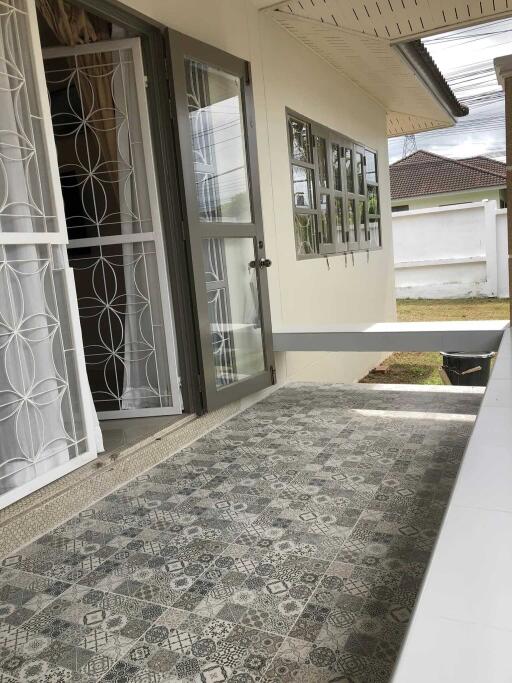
xmin=249 ymin=258 xmax=272 ymax=269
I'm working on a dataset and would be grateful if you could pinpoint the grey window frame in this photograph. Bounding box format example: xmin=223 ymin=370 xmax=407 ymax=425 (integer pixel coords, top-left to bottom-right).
xmin=365 ymin=148 xmax=382 ymax=250
xmin=311 ymin=122 xmax=336 ymax=255
xmin=286 ymin=109 xmax=382 ymax=260
xmin=288 ymin=115 xmax=320 ymax=258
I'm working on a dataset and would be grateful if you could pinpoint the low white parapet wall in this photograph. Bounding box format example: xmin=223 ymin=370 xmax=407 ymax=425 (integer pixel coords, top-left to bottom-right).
xmin=393 ymin=201 xmax=509 ymax=299
xmin=273 ymin=320 xmax=509 ymax=353
xmin=392 ymin=326 xmax=512 ymax=682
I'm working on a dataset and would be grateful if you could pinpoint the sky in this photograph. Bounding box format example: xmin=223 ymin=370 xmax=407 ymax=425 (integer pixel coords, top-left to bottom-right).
xmin=388 ymin=18 xmax=512 ymax=163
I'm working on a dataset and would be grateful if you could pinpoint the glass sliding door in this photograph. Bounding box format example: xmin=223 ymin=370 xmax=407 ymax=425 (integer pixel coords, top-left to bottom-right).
xmin=168 ymin=31 xmax=274 ymax=410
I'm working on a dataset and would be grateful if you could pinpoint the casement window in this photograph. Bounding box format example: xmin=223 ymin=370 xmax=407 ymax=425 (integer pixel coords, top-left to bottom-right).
xmin=287 ymin=111 xmax=382 ymax=259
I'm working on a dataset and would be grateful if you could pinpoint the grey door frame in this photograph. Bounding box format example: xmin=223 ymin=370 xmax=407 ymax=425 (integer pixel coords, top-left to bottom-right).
xmin=61 ymin=0 xmax=204 ymax=415
xmin=167 ymin=29 xmax=275 ymax=411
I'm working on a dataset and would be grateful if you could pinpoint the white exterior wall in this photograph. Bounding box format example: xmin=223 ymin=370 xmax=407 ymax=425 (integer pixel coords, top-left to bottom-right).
xmin=391 ymin=187 xmax=504 ymax=211
xmin=393 ymin=201 xmax=509 ymax=299
xmin=118 ymin=0 xmax=397 ymax=383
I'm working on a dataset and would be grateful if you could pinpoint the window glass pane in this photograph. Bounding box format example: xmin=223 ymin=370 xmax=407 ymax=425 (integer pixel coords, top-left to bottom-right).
xmin=319 ymin=194 xmax=331 ymax=244
xmin=368 ymin=186 xmax=379 ymax=215
xmin=335 ymin=196 xmax=344 ymax=244
xmin=292 ymin=165 xmax=314 ymax=208
xmin=316 ymin=136 xmax=328 ymax=188
xmin=294 ymin=214 xmax=318 ymax=256
xmin=369 ymin=218 xmax=381 ymax=248
xmin=366 ymin=150 xmax=377 ymax=184
xmin=359 ymin=199 xmax=367 ymax=242
xmin=332 ymin=144 xmax=342 ymax=191
xmin=202 ymin=237 xmax=265 ymax=388
xmin=348 ymin=199 xmax=356 ymax=243
xmin=345 ymin=148 xmax=354 ymax=193
xmin=186 ymin=59 xmax=251 ymax=223
xmin=289 ymin=117 xmax=311 ymax=162
xmin=356 ymin=152 xmax=365 ymax=194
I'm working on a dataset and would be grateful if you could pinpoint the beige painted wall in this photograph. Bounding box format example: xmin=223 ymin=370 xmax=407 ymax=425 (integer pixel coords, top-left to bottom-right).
xmin=120 ymin=0 xmax=397 ymax=383
xmin=392 ymin=188 xmax=504 ymax=211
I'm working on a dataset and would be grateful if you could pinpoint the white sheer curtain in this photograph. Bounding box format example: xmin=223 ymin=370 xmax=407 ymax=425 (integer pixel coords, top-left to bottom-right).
xmin=0 ymin=3 xmax=100 ymax=499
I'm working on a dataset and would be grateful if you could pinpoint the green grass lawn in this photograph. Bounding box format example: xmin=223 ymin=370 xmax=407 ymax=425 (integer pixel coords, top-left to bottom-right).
xmin=360 ymin=298 xmax=510 ymax=385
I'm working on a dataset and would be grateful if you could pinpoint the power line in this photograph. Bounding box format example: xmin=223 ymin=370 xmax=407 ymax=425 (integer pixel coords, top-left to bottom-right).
xmin=390 ymin=17 xmax=509 ymax=160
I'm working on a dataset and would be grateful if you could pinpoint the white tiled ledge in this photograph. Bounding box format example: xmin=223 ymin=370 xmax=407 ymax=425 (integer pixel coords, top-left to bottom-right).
xmin=273 ymin=320 xmax=508 ymax=353
xmin=392 ymin=326 xmax=512 ymax=683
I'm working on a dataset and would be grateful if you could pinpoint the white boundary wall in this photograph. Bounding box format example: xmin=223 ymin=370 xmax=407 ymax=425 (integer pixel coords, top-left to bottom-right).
xmin=392 ymin=200 xmax=509 ymax=299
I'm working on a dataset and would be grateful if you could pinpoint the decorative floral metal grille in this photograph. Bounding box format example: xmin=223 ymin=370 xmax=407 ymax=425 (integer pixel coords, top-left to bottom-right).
xmin=44 ymin=42 xmax=178 ymax=416
xmin=0 ymin=0 xmax=93 ymax=500
xmin=202 ymin=238 xmax=237 ymax=387
xmin=0 ymin=3 xmax=61 ymax=237
xmin=0 ymin=245 xmax=88 ymax=496
xmin=67 ymin=241 xmax=170 ymax=411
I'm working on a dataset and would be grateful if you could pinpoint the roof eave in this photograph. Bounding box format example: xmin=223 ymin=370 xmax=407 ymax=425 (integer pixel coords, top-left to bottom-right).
xmin=395 ymin=40 xmax=469 ymax=120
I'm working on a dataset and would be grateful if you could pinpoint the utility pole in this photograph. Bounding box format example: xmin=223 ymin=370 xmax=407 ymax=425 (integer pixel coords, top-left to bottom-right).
xmin=402 ymin=134 xmax=417 ymax=158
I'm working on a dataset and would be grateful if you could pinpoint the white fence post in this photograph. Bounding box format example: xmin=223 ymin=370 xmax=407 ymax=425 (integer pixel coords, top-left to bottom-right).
xmin=496 ymin=207 xmax=510 ymax=297
xmin=484 ymin=199 xmax=498 ymax=297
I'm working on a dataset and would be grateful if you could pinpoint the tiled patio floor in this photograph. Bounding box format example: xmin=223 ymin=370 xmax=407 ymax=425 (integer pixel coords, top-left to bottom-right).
xmin=0 ymin=384 xmax=480 ymax=683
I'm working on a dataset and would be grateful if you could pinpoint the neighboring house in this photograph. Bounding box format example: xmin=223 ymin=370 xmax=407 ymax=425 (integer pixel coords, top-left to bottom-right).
xmin=391 ymin=150 xmax=507 ymax=211
xmin=391 ymin=150 xmax=509 ymax=299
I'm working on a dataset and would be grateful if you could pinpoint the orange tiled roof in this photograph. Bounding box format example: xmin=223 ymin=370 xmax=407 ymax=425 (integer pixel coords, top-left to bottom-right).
xmin=390 ymin=150 xmax=506 ymax=200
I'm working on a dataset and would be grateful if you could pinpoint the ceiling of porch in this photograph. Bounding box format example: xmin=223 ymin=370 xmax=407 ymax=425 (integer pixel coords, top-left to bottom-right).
xmin=254 ymin=0 xmax=512 ymax=137
xmin=254 ymin=0 xmax=512 ymax=41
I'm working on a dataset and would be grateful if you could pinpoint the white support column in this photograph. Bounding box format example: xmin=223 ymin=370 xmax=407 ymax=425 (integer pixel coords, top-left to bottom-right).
xmin=494 ymin=55 xmax=512 ymax=319
xmin=483 ymin=199 xmax=498 ymax=298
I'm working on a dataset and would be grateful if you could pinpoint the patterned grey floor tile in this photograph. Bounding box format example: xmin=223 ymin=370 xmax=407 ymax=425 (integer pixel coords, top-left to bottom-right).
xmin=0 ymin=384 xmax=479 ymax=681
xmin=79 ymin=538 xmax=229 ymax=607
xmin=1 ymin=516 xmax=146 ymax=586
xmin=100 ymin=607 xmax=283 ymax=682
xmin=173 ymin=549 xmax=329 ymax=636
xmin=0 ymin=585 xmax=166 ymax=682
xmin=0 ymin=570 xmax=71 ymax=629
